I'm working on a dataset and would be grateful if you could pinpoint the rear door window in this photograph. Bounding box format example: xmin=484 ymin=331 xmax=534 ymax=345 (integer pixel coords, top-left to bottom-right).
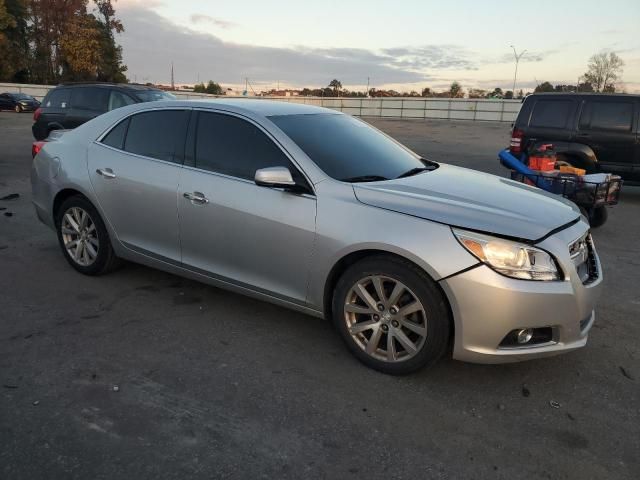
xmin=579 ymin=101 xmax=633 ymax=132
xmin=43 ymin=89 xmax=71 ymax=109
xmin=529 ymin=100 xmax=572 ymax=128
xmin=71 ymin=87 xmax=109 ymax=112
xmin=123 ymin=110 xmax=189 ymax=163
xmin=108 ymin=91 xmax=136 ymax=111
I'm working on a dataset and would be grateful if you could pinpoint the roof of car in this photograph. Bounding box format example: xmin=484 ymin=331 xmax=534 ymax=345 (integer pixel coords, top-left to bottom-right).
xmin=56 ymin=82 xmax=162 ymax=91
xmin=528 ymin=92 xmax=639 ymax=99
xmin=185 ymin=98 xmax=338 ymax=116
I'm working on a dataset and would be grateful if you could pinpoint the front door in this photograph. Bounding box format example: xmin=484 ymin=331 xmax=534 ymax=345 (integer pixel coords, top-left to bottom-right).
xmin=178 ymin=110 xmax=316 ymax=305
xmin=87 ymin=109 xmax=190 ymax=262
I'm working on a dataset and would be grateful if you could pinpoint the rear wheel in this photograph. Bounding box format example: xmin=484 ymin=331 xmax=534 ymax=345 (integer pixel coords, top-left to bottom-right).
xmin=14 ymin=104 xmax=22 ymax=113
xmin=55 ymin=195 xmax=121 ymax=275
xmin=332 ymin=255 xmax=450 ymax=375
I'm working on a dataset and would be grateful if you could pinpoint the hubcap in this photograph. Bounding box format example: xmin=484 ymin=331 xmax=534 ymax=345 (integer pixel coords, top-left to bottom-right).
xmin=61 ymin=207 xmax=99 ymax=266
xmin=344 ymin=275 xmax=427 ymax=362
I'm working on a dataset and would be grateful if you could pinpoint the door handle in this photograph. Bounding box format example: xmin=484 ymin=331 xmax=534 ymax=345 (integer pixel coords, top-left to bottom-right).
xmin=96 ymin=168 xmax=116 ymax=179
xmin=183 ymin=191 xmax=209 ymax=205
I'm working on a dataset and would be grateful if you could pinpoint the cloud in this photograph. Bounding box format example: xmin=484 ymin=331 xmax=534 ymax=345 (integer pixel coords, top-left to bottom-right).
xmin=117 ymin=6 xmax=433 ymax=86
xmin=381 ymin=45 xmax=477 ymax=70
xmin=190 ymin=14 xmax=236 ymax=29
xmin=493 ymin=50 xmax=558 ymax=64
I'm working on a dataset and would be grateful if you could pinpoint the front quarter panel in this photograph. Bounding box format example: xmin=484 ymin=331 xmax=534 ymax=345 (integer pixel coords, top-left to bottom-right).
xmin=307 ymin=180 xmax=479 ymax=310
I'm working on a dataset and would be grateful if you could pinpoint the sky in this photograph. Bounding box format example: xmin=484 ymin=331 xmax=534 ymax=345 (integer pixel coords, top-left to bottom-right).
xmin=113 ymin=0 xmax=640 ymax=93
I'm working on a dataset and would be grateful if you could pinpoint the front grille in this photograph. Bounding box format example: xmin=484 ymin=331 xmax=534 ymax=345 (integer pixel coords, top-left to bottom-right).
xmin=569 ymin=233 xmax=598 ymax=285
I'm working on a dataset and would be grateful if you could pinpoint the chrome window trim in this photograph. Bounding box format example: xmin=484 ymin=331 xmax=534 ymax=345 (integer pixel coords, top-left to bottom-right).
xmin=92 ymin=141 xmax=185 ymax=168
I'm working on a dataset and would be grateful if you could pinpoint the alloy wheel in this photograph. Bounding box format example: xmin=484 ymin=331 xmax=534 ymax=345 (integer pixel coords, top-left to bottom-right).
xmin=61 ymin=207 xmax=100 ymax=266
xmin=344 ymin=275 xmax=427 ymax=362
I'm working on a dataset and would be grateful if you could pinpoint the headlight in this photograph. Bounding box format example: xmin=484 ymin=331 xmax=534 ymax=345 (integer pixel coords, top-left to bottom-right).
xmin=453 ymin=229 xmax=561 ymax=281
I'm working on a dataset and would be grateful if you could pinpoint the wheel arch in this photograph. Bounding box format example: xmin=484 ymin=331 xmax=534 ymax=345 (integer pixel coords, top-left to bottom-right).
xmin=555 ymin=144 xmax=598 ymax=172
xmin=52 ymin=188 xmax=90 ymax=219
xmin=322 ymin=249 xmax=454 ymax=340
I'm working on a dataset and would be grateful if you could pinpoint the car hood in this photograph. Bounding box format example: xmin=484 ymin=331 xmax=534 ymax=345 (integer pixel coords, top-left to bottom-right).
xmin=352 ymin=164 xmax=581 ymax=241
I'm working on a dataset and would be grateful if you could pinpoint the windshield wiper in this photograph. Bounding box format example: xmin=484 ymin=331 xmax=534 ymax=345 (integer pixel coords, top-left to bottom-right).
xmin=341 ymin=175 xmax=389 ymax=183
xmin=396 ymin=165 xmax=436 ymax=179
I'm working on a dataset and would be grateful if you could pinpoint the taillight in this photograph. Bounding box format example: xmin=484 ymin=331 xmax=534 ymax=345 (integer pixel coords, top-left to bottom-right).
xmin=33 ymin=107 xmax=42 ymax=122
xmin=510 ymin=128 xmax=524 ymax=155
xmin=32 ymin=141 xmax=45 ymax=158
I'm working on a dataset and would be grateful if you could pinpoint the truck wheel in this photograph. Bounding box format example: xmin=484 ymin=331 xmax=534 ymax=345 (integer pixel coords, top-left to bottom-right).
xmin=588 ymin=206 xmax=608 ymax=228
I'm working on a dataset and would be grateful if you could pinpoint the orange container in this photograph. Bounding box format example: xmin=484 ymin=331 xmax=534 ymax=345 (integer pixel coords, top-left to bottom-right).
xmin=529 ymin=156 xmax=556 ymax=171
xmin=559 ymin=165 xmax=586 ymax=176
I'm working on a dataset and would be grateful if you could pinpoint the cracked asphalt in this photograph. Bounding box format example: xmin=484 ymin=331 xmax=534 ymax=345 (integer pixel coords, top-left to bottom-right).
xmin=1 ymin=112 xmax=638 ymax=479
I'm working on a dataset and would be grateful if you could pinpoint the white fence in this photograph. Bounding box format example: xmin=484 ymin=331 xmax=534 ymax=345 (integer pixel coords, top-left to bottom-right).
xmin=1 ymin=82 xmax=521 ymax=122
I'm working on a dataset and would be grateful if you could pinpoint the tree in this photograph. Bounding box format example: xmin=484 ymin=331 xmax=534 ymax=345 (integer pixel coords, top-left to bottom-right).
xmin=328 ymin=79 xmax=342 ymax=95
xmin=59 ymin=13 xmax=102 ymax=80
xmin=420 ymin=87 xmax=432 ymax=97
xmin=468 ymin=88 xmax=487 ymax=99
xmin=487 ymin=87 xmax=503 ymax=98
xmin=534 ymin=81 xmax=554 ymax=93
xmin=94 ymin=0 xmax=127 ymax=82
xmin=449 ymin=81 xmax=463 ymax=98
xmin=504 ymin=90 xmax=514 ymax=99
xmin=205 ymin=80 xmax=222 ymax=94
xmin=583 ymin=52 xmax=624 ymax=92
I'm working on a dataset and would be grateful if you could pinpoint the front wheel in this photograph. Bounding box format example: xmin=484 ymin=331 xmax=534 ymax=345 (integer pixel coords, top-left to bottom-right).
xmin=584 ymin=205 xmax=608 ymax=228
xmin=55 ymin=195 xmax=122 ymax=275
xmin=14 ymin=104 xmax=22 ymax=113
xmin=332 ymin=256 xmax=451 ymax=375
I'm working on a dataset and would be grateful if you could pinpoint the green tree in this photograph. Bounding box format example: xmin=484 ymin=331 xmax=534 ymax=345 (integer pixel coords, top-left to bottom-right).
xmin=94 ymin=0 xmax=127 ymax=82
xmin=583 ymin=52 xmax=624 ymax=92
xmin=534 ymin=81 xmax=554 ymax=93
xmin=504 ymin=90 xmax=514 ymax=99
xmin=449 ymin=81 xmax=463 ymax=98
xmin=328 ymin=79 xmax=342 ymax=95
xmin=205 ymin=80 xmax=223 ymax=94
xmin=421 ymin=87 xmax=432 ymax=97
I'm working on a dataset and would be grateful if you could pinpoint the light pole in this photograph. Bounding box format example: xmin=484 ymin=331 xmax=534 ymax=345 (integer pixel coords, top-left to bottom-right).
xmin=510 ymin=45 xmax=527 ymax=96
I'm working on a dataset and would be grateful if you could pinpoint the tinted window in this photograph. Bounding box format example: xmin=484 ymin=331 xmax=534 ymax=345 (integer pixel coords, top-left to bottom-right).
xmin=43 ymin=89 xmax=71 ymax=109
xmin=134 ymin=90 xmax=176 ymax=102
xmin=582 ymin=101 xmax=633 ymax=132
xmin=101 ymin=118 xmax=129 ymax=150
xmin=124 ymin=110 xmax=189 ymax=162
xmin=529 ymin=100 xmax=572 ymax=128
xmin=71 ymin=87 xmax=109 ymax=111
xmin=108 ymin=91 xmax=136 ymax=111
xmin=195 ymin=112 xmax=296 ymax=180
xmin=269 ymin=113 xmax=426 ymax=181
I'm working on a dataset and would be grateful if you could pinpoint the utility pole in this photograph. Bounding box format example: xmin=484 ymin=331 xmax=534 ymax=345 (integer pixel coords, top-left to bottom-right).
xmin=510 ymin=45 xmax=526 ymax=95
xmin=366 ymin=77 xmax=370 ymax=97
xmin=171 ymin=62 xmax=175 ymax=90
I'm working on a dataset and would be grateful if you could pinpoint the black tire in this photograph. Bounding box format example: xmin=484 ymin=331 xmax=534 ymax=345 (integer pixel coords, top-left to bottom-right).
xmin=332 ymin=255 xmax=450 ymax=375
xmin=587 ymin=205 xmax=608 ymax=228
xmin=14 ymin=104 xmax=22 ymax=113
xmin=55 ymin=195 xmax=122 ymax=275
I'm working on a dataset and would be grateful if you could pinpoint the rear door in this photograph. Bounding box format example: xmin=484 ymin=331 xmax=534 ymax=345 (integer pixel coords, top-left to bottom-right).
xmin=67 ymin=87 xmax=110 ymax=128
xmin=87 ymin=108 xmax=190 ymax=261
xmin=576 ymin=97 xmax=636 ymax=178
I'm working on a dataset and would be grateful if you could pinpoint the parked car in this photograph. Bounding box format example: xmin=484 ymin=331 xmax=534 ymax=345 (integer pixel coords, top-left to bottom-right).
xmin=32 ymin=82 xmax=176 ymax=140
xmin=510 ymin=93 xmax=640 ymax=183
xmin=31 ymin=100 xmax=601 ymax=374
xmin=0 ymin=92 xmax=40 ymax=112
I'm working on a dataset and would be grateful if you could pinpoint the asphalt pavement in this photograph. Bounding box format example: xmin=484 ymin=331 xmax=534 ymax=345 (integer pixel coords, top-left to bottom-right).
xmin=1 ymin=111 xmax=638 ymax=479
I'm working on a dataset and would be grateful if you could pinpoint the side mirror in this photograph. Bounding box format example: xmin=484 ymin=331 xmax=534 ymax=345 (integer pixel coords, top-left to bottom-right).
xmin=254 ymin=166 xmax=296 ymax=189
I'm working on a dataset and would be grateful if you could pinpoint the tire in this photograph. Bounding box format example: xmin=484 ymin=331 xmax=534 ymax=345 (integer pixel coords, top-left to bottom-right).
xmin=55 ymin=195 xmax=122 ymax=275
xmin=332 ymin=255 xmax=450 ymax=375
xmin=587 ymin=206 xmax=608 ymax=228
xmin=14 ymin=104 xmax=22 ymax=113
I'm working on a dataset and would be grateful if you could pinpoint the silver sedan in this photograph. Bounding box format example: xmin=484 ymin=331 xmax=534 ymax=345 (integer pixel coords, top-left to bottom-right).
xmin=31 ymin=99 xmax=602 ymax=374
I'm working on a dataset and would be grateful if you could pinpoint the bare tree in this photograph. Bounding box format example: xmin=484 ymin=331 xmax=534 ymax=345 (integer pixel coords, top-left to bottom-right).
xmin=583 ymin=52 xmax=624 ymax=92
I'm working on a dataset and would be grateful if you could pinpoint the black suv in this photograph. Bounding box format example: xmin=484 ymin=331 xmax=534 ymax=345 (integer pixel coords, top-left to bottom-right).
xmin=32 ymin=83 xmax=175 ymax=140
xmin=511 ymin=93 xmax=640 ymax=182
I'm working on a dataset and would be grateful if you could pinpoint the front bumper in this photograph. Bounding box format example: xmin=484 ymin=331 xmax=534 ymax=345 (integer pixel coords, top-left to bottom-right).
xmin=440 ymin=221 xmax=602 ymax=364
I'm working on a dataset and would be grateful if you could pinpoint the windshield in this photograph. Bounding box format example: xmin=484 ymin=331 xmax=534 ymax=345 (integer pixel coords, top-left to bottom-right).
xmin=269 ymin=113 xmax=431 ymax=181
xmin=135 ymin=90 xmax=176 ymax=102
xmin=13 ymin=93 xmax=33 ymax=100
